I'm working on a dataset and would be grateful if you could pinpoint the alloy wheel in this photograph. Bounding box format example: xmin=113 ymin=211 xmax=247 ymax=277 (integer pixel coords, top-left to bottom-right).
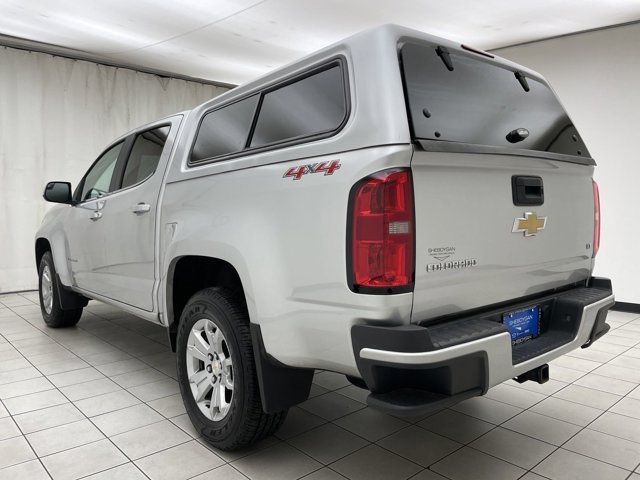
xmin=41 ymin=265 xmax=53 ymax=314
xmin=185 ymin=318 xmax=234 ymax=421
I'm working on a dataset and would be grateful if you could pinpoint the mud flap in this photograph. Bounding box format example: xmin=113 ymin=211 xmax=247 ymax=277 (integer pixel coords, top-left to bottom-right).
xmin=55 ymin=274 xmax=88 ymax=310
xmin=250 ymin=324 xmax=314 ymax=413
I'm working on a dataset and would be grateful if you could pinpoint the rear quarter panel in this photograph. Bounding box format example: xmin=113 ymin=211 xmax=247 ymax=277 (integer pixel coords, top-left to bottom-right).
xmin=160 ymin=34 xmax=415 ymax=375
xmin=161 ymin=145 xmax=413 ymax=375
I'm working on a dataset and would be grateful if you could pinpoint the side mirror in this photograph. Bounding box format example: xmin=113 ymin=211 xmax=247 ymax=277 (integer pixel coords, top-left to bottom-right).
xmin=43 ymin=182 xmax=73 ymax=204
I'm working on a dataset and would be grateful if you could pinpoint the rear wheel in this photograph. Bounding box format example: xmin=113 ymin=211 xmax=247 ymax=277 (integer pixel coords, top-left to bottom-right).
xmin=176 ymin=287 xmax=287 ymax=450
xmin=38 ymin=252 xmax=82 ymax=328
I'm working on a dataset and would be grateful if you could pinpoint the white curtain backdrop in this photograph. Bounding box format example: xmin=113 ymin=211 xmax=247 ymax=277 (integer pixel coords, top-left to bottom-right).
xmin=0 ymin=46 xmax=228 ymax=292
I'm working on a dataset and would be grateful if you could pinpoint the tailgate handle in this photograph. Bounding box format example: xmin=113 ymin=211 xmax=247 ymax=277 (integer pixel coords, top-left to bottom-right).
xmin=512 ymin=176 xmax=544 ymax=206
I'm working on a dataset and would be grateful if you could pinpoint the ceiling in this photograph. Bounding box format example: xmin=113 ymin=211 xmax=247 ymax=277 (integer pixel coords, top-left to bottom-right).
xmin=1 ymin=0 xmax=639 ymax=85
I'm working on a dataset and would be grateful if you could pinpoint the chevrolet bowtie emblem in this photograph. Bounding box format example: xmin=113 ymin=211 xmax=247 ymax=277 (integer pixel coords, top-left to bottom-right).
xmin=512 ymin=212 xmax=547 ymax=236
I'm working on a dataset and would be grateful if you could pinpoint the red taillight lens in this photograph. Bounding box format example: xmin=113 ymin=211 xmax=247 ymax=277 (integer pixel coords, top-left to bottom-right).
xmin=593 ymin=179 xmax=600 ymax=257
xmin=349 ymin=169 xmax=414 ymax=292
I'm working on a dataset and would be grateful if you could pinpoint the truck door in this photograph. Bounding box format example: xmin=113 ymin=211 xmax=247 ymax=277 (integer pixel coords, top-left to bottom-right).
xmin=66 ymin=140 xmax=126 ymax=292
xmin=79 ymin=117 xmax=181 ymax=312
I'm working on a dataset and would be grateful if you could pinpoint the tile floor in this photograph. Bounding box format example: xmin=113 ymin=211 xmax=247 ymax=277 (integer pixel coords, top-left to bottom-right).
xmin=0 ymin=292 xmax=640 ymax=480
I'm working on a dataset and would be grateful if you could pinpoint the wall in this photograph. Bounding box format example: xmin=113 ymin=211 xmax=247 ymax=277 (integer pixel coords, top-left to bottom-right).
xmin=494 ymin=23 xmax=640 ymax=303
xmin=0 ymin=46 xmax=228 ymax=293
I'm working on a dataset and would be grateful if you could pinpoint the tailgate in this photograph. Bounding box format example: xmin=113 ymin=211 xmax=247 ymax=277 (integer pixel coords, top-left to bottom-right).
xmin=411 ymin=151 xmax=594 ymax=322
xmin=398 ymin=39 xmax=597 ymax=322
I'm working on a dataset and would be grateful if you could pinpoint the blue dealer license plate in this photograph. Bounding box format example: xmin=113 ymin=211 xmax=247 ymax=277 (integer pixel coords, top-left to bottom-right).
xmin=503 ymin=305 xmax=540 ymax=345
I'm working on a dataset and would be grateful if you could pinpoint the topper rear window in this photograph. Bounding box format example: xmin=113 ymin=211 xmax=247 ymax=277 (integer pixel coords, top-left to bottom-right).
xmin=400 ymin=42 xmax=590 ymax=159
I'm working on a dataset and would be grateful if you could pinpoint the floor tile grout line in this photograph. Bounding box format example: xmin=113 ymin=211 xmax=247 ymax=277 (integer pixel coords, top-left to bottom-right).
xmin=75 ymin=462 xmax=147 ymax=480
xmin=120 ymin=437 xmax=213 ymax=470
xmin=1 ymin=324 xmax=151 ymax=480
xmin=406 ymin=467 xmax=444 ymax=480
xmin=297 ymin=462 xmax=351 ymax=480
xmin=513 ymin=331 xmax=640 ymax=477
xmin=3 ymin=294 xmax=640 ymax=479
xmin=0 ymin=396 xmax=54 ymax=479
xmin=11 ymin=301 xmax=170 ymax=365
xmin=225 ymin=383 xmax=427 ymax=477
xmin=290 ymin=416 xmax=418 ymax=470
xmin=4 ymin=385 xmax=147 ymax=418
xmin=8 ymin=300 xmax=187 ymax=416
xmin=313 ymin=391 xmax=534 ymax=477
xmin=184 ymin=462 xmax=252 ymax=480
xmin=0 ymin=384 xmax=59 ymax=402
xmin=12 ymin=402 xmax=146 ymax=437
xmin=627 ymin=460 xmax=640 ymax=480
xmin=7 ymin=293 xmax=297 ymax=479
xmin=423 ymin=397 xmax=548 ymax=475
xmin=305 ymin=372 xmax=634 ymax=477
xmin=11 ymin=347 xmax=194 ymax=463
xmin=408 ymin=327 xmax=640 ymax=477
xmin=38 ymin=397 xmax=147 ymax=478
xmin=550 ymin=385 xmax=629 ymax=409
xmin=192 ymin=434 xmax=276 ymax=465
xmin=228 ymin=432 xmax=330 ymax=474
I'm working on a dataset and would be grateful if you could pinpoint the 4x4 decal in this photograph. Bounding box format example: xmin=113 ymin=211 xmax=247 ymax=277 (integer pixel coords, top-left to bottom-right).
xmin=283 ymin=160 xmax=341 ymax=180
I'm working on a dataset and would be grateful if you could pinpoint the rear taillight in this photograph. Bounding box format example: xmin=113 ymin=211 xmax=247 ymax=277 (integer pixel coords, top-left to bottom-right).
xmin=348 ymin=168 xmax=414 ymax=293
xmin=593 ymin=179 xmax=600 ymax=257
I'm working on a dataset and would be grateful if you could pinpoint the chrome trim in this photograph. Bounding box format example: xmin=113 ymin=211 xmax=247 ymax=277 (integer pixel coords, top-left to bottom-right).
xmin=360 ymin=332 xmax=511 ymax=365
xmin=132 ymin=203 xmax=151 ymax=214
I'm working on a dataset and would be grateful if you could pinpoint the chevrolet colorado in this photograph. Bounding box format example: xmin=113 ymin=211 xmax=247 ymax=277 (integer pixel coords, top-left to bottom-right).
xmin=35 ymin=25 xmax=614 ymax=450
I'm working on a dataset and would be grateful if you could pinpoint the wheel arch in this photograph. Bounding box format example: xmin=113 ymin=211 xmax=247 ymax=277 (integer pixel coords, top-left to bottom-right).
xmin=166 ymin=255 xmax=314 ymax=413
xmin=34 ymin=231 xmax=74 ymax=287
xmin=35 ymin=237 xmax=51 ymax=267
xmin=166 ymin=255 xmax=247 ymax=350
xmin=35 ymin=237 xmax=88 ymax=311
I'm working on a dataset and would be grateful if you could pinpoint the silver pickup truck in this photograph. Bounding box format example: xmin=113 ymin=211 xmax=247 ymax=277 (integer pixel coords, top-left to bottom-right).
xmin=35 ymin=24 xmax=614 ymax=450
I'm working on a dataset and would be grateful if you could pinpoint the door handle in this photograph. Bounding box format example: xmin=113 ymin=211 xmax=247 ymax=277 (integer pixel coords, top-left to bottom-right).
xmin=512 ymin=176 xmax=544 ymax=206
xmin=90 ymin=211 xmax=102 ymax=221
xmin=132 ymin=203 xmax=151 ymax=215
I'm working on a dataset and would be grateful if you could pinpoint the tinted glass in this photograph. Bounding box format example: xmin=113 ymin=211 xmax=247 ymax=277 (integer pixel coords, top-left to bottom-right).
xmin=191 ymin=95 xmax=259 ymax=162
xmin=81 ymin=142 xmax=123 ymax=201
xmin=250 ymin=65 xmax=346 ymax=148
xmin=121 ymin=126 xmax=170 ymax=188
xmin=401 ymin=42 xmax=590 ymax=158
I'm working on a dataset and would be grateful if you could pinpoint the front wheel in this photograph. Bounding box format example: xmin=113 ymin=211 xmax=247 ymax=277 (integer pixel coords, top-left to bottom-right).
xmin=38 ymin=252 xmax=82 ymax=328
xmin=176 ymin=287 xmax=286 ymax=451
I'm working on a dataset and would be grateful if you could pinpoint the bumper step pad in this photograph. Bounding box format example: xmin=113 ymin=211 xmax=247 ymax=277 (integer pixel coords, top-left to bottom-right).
xmin=367 ymin=387 xmax=482 ymax=417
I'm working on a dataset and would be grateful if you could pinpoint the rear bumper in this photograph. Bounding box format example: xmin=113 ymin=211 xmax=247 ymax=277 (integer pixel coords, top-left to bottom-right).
xmin=351 ymin=278 xmax=614 ymax=416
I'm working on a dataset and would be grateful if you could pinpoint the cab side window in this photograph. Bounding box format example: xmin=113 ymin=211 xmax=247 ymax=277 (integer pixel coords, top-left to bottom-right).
xmin=121 ymin=126 xmax=170 ymax=189
xmin=80 ymin=142 xmax=123 ymax=201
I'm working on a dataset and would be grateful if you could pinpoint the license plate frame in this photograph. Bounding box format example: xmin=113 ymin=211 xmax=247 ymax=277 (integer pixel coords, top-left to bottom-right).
xmin=503 ymin=305 xmax=540 ymax=346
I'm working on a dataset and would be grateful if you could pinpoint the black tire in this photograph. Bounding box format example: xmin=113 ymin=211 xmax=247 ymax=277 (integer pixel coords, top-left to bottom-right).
xmin=38 ymin=251 xmax=83 ymax=328
xmin=176 ymin=287 xmax=287 ymax=451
